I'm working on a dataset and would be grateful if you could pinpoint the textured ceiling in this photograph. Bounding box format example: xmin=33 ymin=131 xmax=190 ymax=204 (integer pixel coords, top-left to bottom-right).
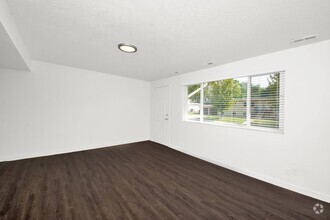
xmin=6 ymin=0 xmax=330 ymax=81
xmin=0 ymin=23 xmax=29 ymax=70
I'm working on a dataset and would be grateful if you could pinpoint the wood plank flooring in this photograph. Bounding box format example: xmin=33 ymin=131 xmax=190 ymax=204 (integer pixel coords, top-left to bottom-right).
xmin=0 ymin=141 xmax=329 ymax=219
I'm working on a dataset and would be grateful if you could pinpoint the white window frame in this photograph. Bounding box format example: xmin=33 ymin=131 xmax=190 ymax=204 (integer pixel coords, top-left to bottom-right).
xmin=183 ymin=71 xmax=285 ymax=133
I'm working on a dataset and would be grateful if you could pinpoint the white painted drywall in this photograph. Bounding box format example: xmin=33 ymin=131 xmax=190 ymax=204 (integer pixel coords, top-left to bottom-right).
xmin=150 ymin=40 xmax=330 ymax=202
xmin=0 ymin=61 xmax=150 ymax=161
xmin=0 ymin=0 xmax=31 ymax=70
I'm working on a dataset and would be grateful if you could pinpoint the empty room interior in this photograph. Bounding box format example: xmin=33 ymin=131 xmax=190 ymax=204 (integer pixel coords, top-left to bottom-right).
xmin=1 ymin=0 xmax=330 ymax=219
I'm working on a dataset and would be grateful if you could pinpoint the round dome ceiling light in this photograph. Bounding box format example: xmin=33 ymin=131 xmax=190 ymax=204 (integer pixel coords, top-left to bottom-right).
xmin=118 ymin=43 xmax=137 ymax=53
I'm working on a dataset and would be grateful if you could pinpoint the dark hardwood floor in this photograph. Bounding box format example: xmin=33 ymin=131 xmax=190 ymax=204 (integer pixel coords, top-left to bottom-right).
xmin=0 ymin=141 xmax=328 ymax=220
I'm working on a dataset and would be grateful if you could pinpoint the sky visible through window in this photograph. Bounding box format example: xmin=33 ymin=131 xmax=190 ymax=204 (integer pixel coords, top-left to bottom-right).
xmin=251 ymin=75 xmax=271 ymax=88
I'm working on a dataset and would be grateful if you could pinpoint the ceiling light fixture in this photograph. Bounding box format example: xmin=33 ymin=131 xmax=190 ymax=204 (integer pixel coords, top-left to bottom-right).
xmin=118 ymin=43 xmax=137 ymax=53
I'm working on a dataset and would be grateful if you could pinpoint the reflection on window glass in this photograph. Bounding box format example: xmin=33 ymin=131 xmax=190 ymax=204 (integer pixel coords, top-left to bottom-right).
xmin=186 ymin=84 xmax=201 ymax=121
xmin=203 ymin=77 xmax=248 ymax=125
xmin=251 ymin=73 xmax=280 ymax=129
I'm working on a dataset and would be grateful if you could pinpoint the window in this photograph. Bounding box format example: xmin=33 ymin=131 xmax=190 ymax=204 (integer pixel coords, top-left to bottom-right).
xmin=184 ymin=72 xmax=285 ymax=132
xmin=250 ymin=73 xmax=283 ymax=129
xmin=203 ymin=77 xmax=248 ymax=125
xmin=186 ymin=84 xmax=201 ymax=122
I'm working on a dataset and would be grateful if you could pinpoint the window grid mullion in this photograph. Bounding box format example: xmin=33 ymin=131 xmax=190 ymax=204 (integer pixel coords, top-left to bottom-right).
xmin=200 ymin=83 xmax=204 ymax=123
xmin=246 ymin=76 xmax=251 ymax=127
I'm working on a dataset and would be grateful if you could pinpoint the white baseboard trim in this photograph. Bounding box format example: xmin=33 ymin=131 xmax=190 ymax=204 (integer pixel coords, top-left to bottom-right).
xmin=168 ymin=144 xmax=330 ymax=203
xmin=0 ymin=139 xmax=149 ymax=162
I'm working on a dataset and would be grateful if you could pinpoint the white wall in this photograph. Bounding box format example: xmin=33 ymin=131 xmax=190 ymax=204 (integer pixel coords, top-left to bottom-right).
xmin=151 ymin=40 xmax=330 ymax=202
xmin=0 ymin=61 xmax=150 ymax=161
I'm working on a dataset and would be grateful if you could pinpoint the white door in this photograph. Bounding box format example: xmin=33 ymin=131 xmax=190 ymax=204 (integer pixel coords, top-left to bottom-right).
xmin=153 ymin=86 xmax=170 ymax=146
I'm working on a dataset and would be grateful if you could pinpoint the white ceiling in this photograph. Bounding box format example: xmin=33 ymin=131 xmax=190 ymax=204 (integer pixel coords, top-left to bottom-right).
xmin=5 ymin=0 xmax=330 ymax=81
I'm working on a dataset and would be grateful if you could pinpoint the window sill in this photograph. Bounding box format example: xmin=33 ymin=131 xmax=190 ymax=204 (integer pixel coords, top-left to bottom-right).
xmin=183 ymin=119 xmax=284 ymax=134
